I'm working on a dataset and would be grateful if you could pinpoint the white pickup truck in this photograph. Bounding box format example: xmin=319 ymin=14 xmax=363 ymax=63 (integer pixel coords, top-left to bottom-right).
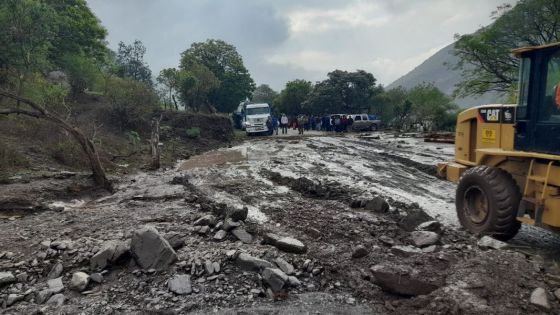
xmin=243 ymin=103 xmax=272 ymax=135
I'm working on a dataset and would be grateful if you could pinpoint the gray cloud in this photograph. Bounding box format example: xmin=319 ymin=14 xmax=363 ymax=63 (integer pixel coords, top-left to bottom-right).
xmin=87 ymin=0 xmax=518 ymax=91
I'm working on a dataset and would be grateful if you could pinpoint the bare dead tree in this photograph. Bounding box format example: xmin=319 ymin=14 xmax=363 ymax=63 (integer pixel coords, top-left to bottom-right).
xmin=0 ymin=90 xmax=113 ymax=192
xmin=150 ymin=114 xmax=163 ymax=170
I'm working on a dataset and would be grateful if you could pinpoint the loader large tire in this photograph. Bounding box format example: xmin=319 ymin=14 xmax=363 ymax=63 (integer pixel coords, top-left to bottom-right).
xmin=456 ymin=165 xmax=521 ymax=241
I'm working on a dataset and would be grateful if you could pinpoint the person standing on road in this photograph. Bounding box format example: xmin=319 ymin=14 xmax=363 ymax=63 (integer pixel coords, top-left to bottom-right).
xmin=347 ymin=115 xmax=354 ymax=132
xmin=280 ymin=113 xmax=288 ymax=134
xmin=334 ymin=115 xmax=341 ymax=133
xmin=272 ymin=115 xmax=279 ymax=135
xmin=341 ymin=115 xmax=348 ymax=133
xmin=297 ymin=115 xmax=305 ymax=135
xmin=266 ymin=117 xmax=273 ymax=135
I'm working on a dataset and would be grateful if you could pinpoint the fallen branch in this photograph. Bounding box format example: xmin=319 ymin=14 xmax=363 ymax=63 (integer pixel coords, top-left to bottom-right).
xmin=0 ymin=89 xmax=113 ymax=192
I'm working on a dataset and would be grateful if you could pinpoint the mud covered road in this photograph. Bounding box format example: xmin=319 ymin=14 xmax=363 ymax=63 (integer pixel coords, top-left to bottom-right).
xmin=2 ymin=131 xmax=560 ymax=314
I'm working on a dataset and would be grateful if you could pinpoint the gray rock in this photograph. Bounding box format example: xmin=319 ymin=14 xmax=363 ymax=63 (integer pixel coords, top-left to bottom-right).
xmin=168 ymin=274 xmax=192 ymax=295
xmin=422 ymin=245 xmax=438 ymax=253
xmin=416 ymin=221 xmax=443 ymax=233
xmin=275 ymin=257 xmax=294 ymax=275
xmin=15 ymin=272 xmax=27 ymax=282
xmin=213 ymin=230 xmax=227 ymax=241
xmin=228 ymin=207 xmax=248 ymax=221
xmin=212 ymin=262 xmax=220 ymax=273
xmin=90 ymin=273 xmax=103 ymax=283
xmin=223 ymin=218 xmax=242 ymax=231
xmin=6 ymin=294 xmax=24 ymax=306
xmin=232 ymin=227 xmax=253 ymax=244
xmin=235 ymin=253 xmax=274 ymax=272
xmin=410 ymin=231 xmax=440 ymax=247
xmin=379 ymin=235 xmax=395 ymax=246
xmin=70 ymin=272 xmax=90 ymax=292
xmin=275 ymin=237 xmax=307 ymax=254
xmin=477 ymin=236 xmax=508 ymax=250
xmin=370 ymin=264 xmax=440 ymax=296
xmin=530 ymin=287 xmax=550 ymax=310
xmin=351 ymin=245 xmax=368 ymax=259
xmin=287 ymin=276 xmax=301 ymax=287
xmin=261 ymin=268 xmax=288 ymax=292
xmin=391 ymin=245 xmax=423 ymax=257
xmin=398 ymin=208 xmax=434 ymax=232
xmin=164 ymin=232 xmax=185 ymax=250
xmin=196 ymin=226 xmax=210 ymax=234
xmin=205 ymin=260 xmax=214 ymax=275
xmin=36 ymin=289 xmax=53 ymax=304
xmin=46 ymin=293 xmax=65 ymax=307
xmin=554 ymin=288 xmax=560 ymax=301
xmin=130 ymin=226 xmax=177 ymax=270
xmin=90 ymin=240 xmax=130 ymax=270
xmin=194 ymin=214 xmax=216 ymax=227
xmin=47 ymin=277 xmax=64 ymax=294
xmin=0 ymin=271 xmax=16 ymax=286
xmin=262 ymin=233 xmax=282 ymax=246
xmin=364 ymin=196 xmax=389 ymax=213
xmin=47 ymin=262 xmax=63 ymax=279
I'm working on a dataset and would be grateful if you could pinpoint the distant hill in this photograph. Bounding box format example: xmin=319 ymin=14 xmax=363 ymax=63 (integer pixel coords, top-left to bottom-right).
xmin=387 ymin=43 xmax=507 ymax=108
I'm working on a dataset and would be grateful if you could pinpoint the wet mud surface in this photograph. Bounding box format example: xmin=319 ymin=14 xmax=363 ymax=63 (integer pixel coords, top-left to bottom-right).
xmin=2 ymin=132 xmax=560 ymax=314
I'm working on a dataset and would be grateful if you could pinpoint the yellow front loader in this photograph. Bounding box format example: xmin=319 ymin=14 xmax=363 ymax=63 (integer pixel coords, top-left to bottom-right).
xmin=439 ymin=42 xmax=560 ymax=240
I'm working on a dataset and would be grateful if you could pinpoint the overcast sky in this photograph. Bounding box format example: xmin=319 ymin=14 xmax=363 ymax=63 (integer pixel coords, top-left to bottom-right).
xmin=87 ymin=0 xmax=517 ymax=91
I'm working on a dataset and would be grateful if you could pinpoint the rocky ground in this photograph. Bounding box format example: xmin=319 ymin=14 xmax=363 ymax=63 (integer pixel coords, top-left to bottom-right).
xmin=2 ymin=130 xmax=560 ymax=314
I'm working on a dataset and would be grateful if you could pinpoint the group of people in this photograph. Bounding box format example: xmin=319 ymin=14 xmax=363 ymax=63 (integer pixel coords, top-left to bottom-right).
xmin=265 ymin=114 xmax=356 ymax=135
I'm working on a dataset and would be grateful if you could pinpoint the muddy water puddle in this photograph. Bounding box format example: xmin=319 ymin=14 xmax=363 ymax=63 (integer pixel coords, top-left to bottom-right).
xmin=179 ymin=149 xmax=247 ymax=170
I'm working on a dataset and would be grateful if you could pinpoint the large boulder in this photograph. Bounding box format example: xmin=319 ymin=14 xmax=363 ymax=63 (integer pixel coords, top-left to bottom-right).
xmin=364 ymin=197 xmax=390 ymax=213
xmin=47 ymin=277 xmax=64 ymax=294
xmin=370 ymin=264 xmax=440 ymax=296
xmin=530 ymin=287 xmax=550 ymax=310
xmin=410 ymin=231 xmax=440 ymax=247
xmin=130 ymin=226 xmax=177 ymax=270
xmin=69 ymin=272 xmax=90 ymax=292
xmin=235 ymin=253 xmax=274 ymax=272
xmin=228 ymin=207 xmax=248 ymax=221
xmin=231 ymin=227 xmax=253 ymax=244
xmin=398 ymin=208 xmax=434 ymax=232
xmin=90 ymin=240 xmax=130 ymax=270
xmin=47 ymin=262 xmax=63 ymax=279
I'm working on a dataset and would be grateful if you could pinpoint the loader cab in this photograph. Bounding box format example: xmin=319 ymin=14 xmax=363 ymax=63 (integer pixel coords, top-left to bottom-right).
xmin=514 ymin=43 xmax=560 ymax=155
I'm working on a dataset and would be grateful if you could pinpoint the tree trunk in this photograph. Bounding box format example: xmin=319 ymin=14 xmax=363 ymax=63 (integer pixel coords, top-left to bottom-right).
xmin=172 ymin=95 xmax=179 ymax=111
xmin=0 ymin=90 xmax=113 ymax=192
xmin=150 ymin=115 xmax=162 ymax=170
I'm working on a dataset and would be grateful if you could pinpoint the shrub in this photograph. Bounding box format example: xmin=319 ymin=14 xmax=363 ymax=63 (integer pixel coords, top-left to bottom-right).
xmin=186 ymin=127 xmax=201 ymax=139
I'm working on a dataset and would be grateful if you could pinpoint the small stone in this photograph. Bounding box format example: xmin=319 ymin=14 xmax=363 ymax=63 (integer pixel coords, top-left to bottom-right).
xmin=223 ymin=218 xmax=242 ymax=231
xmin=90 ymin=240 xmax=130 ymax=270
xmin=48 ymin=277 xmax=64 ymax=294
xmin=194 ymin=215 xmax=216 ymax=227
xmin=228 ymin=207 xmax=248 ymax=221
xmin=225 ymin=250 xmax=237 ymax=259
xmin=275 ymin=257 xmax=295 ymax=275
xmin=554 ymin=288 xmax=560 ymax=301
xmin=232 ymin=227 xmax=253 ymax=244
xmin=236 ymin=253 xmax=274 ymax=272
xmin=379 ymin=236 xmax=395 ymax=246
xmin=36 ymin=289 xmax=53 ymax=304
xmin=168 ymin=274 xmax=192 ymax=295
xmin=6 ymin=294 xmax=24 ymax=306
xmin=416 ymin=221 xmax=443 ymax=234
xmin=530 ymin=287 xmax=550 ymax=310
xmin=212 ymin=262 xmax=220 ymax=273
xmin=370 ymin=264 xmax=440 ymax=296
xmin=0 ymin=271 xmax=16 ymax=286
xmin=197 ymin=226 xmax=210 ymax=234
xmin=213 ymin=230 xmax=227 ymax=241
xmin=90 ymin=273 xmax=103 ymax=283
xmin=70 ymin=272 xmax=90 ymax=292
xmin=47 ymin=262 xmax=63 ymax=279
xmin=364 ymin=196 xmax=390 ymax=213
xmin=15 ymin=272 xmax=28 ymax=282
xmin=46 ymin=293 xmax=65 ymax=306
xmin=477 ymin=236 xmax=508 ymax=250
xmin=287 ymin=276 xmax=301 ymax=287
xmin=275 ymin=237 xmax=307 ymax=254
xmin=351 ymin=245 xmax=368 ymax=259
xmin=261 ymin=268 xmax=288 ymax=292
xmin=391 ymin=245 xmax=423 ymax=257
xmin=422 ymin=245 xmax=438 ymax=253
xmin=410 ymin=231 xmax=440 ymax=247
xmin=165 ymin=233 xmax=185 ymax=250
xmin=205 ymin=260 xmax=214 ymax=275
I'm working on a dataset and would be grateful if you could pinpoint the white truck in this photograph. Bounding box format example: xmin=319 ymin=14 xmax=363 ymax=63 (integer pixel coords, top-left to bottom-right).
xmin=242 ymin=103 xmax=272 ymax=136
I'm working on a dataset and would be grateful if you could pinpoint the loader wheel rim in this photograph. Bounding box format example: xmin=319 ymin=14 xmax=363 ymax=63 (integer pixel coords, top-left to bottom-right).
xmin=463 ymin=186 xmax=489 ymax=224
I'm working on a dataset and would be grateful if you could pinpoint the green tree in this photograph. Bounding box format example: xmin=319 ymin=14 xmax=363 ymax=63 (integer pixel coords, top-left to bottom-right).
xmin=157 ymin=68 xmax=181 ymax=109
xmin=454 ymin=0 xmax=560 ymax=97
xmin=306 ymin=70 xmax=379 ymax=114
xmin=273 ymin=80 xmax=312 ymax=115
xmin=178 ymin=61 xmax=220 ymax=112
xmin=407 ymin=83 xmax=458 ymax=130
xmin=180 ymin=39 xmax=255 ymax=112
xmin=0 ymin=0 xmax=57 ymax=94
xmin=116 ymin=40 xmax=153 ymax=86
xmin=252 ymin=84 xmax=278 ymax=105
